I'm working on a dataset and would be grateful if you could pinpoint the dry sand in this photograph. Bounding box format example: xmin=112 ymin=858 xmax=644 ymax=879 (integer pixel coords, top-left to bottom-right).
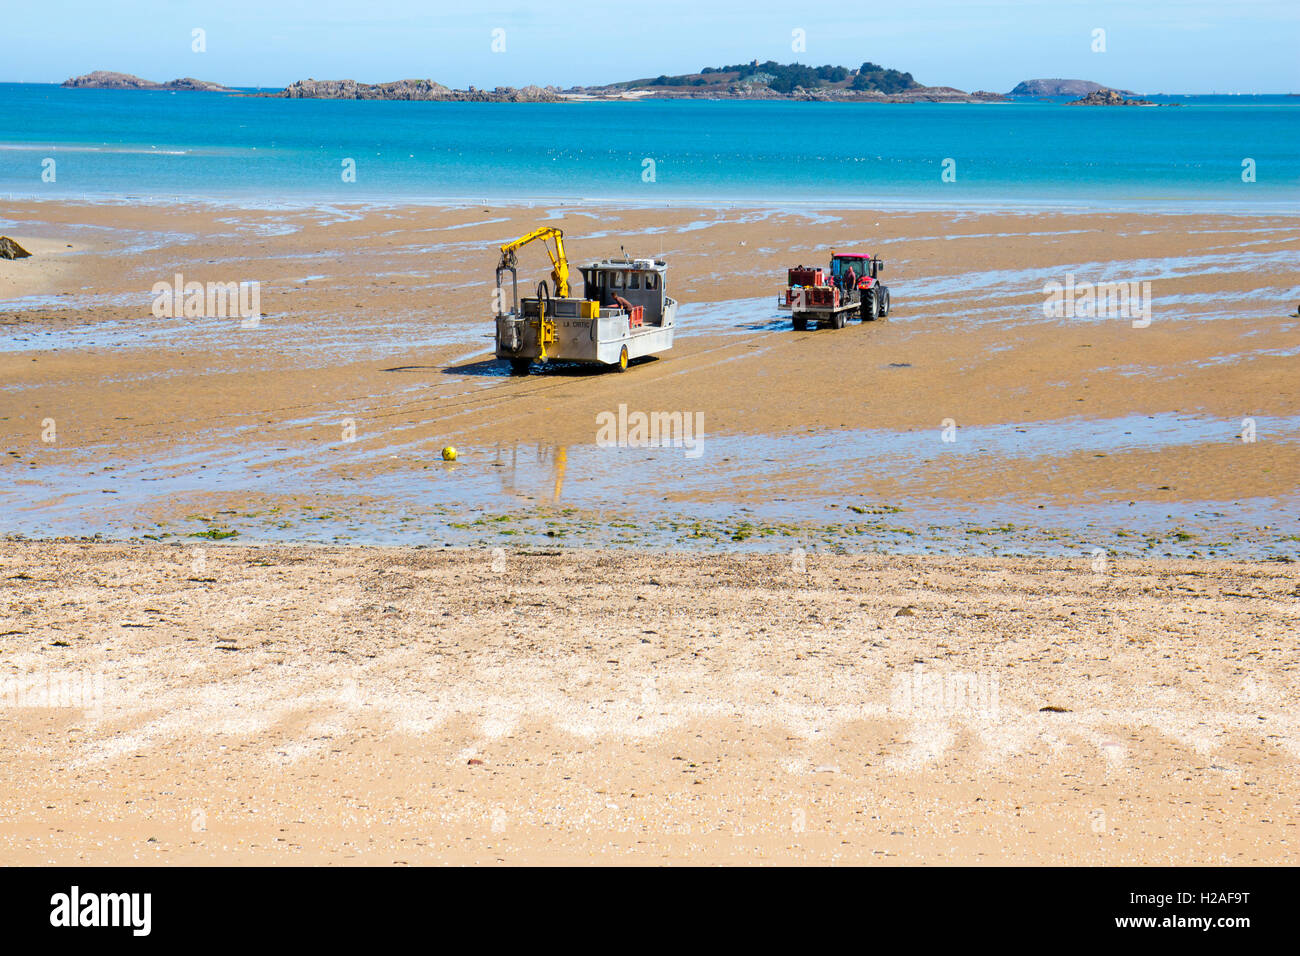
xmin=1 ymin=542 xmax=1297 ymax=865
xmin=0 ymin=235 xmax=91 ymax=300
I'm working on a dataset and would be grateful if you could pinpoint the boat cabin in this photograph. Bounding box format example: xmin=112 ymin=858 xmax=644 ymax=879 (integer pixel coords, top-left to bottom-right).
xmin=579 ymin=257 xmax=670 ymax=326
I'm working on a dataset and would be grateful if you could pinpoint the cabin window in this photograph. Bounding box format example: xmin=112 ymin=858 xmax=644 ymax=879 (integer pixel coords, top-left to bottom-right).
xmin=644 ymin=273 xmax=659 ymax=290
xmin=629 ymin=273 xmax=640 ymax=290
xmin=611 ymin=271 xmax=624 ymax=289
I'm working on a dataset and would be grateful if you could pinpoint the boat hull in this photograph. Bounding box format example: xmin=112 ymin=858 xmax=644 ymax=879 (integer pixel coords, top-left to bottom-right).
xmin=495 ymin=297 xmax=676 ymax=366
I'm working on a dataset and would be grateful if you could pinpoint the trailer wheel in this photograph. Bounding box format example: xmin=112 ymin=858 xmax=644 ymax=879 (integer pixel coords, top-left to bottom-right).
xmin=879 ymin=287 xmax=891 ymax=318
xmin=832 ymin=311 xmax=846 ymax=330
xmin=617 ymin=346 xmax=629 ymax=372
xmin=792 ymin=315 xmax=808 ymax=331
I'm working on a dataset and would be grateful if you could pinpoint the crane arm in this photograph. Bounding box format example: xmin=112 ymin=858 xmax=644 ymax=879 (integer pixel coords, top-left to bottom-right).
xmin=498 ymin=226 xmax=570 ymax=298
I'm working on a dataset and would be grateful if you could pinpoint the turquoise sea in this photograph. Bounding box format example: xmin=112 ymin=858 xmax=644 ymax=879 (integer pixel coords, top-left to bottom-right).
xmin=0 ymin=83 xmax=1297 ymax=208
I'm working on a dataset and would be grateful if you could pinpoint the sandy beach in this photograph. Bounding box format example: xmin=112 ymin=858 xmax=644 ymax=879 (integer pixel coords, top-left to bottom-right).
xmin=1 ymin=198 xmax=1298 ymax=864
xmin=2 ymin=542 xmax=1297 ymax=865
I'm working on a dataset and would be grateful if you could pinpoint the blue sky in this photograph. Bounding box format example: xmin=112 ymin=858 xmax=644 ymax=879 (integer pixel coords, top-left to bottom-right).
xmin=2 ymin=0 xmax=1296 ymax=92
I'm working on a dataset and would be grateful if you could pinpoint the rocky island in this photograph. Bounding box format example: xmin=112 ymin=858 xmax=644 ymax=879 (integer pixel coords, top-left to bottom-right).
xmin=280 ymin=78 xmax=560 ymax=102
xmin=62 ymin=71 xmax=233 ymax=92
xmin=1068 ymin=88 xmax=1158 ymax=106
xmin=564 ymin=60 xmax=1004 ymax=102
xmin=1008 ymin=78 xmax=1135 ymax=97
xmin=271 ymin=60 xmax=1005 ymax=103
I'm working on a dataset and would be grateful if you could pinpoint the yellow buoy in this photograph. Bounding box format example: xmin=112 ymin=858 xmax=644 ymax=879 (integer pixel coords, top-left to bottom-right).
xmin=441 ymin=446 xmax=457 ymax=461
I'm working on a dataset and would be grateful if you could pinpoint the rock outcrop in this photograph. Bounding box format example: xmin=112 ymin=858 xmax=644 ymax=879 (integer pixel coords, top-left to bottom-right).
xmin=1068 ymin=88 xmax=1156 ymax=106
xmin=280 ymin=78 xmax=561 ymax=102
xmin=163 ymin=77 xmax=232 ymax=92
xmin=0 ymin=236 xmax=33 ymax=260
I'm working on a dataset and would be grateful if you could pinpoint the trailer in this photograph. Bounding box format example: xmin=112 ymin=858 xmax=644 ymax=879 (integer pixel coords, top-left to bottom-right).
xmin=494 ymin=228 xmax=676 ymax=374
xmin=778 ymin=251 xmax=890 ymax=330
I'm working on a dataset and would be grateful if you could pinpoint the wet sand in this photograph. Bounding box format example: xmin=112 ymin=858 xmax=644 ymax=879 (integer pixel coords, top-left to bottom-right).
xmin=0 ymin=199 xmax=1297 ymax=554
xmin=1 ymin=199 xmax=1297 ymax=865
xmin=2 ymin=542 xmax=1297 ymax=865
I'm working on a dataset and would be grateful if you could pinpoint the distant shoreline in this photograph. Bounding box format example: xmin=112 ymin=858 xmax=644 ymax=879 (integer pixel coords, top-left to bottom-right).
xmin=10 ymin=82 xmax=1293 ymax=96
xmin=3 ymin=191 xmax=1298 ymax=219
xmin=56 ymin=75 xmax=1004 ymax=104
xmin=51 ymin=68 xmax=1152 ymax=104
xmin=21 ymin=76 xmax=1292 ymax=100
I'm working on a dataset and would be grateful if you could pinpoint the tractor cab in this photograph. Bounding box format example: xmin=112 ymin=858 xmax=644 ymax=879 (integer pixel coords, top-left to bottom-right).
xmin=830 ymin=252 xmax=884 ymax=290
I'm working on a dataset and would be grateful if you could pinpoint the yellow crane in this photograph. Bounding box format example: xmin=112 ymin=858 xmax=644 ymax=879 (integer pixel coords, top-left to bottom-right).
xmin=497 ymin=226 xmax=571 ymax=361
xmin=498 ymin=226 xmax=570 ymax=298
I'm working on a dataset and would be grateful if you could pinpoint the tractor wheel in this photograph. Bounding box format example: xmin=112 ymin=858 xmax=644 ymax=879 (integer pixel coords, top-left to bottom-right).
xmin=879 ymin=287 xmax=891 ymax=318
xmin=617 ymin=345 xmax=629 ymax=372
xmin=792 ymin=315 xmax=808 ymax=332
xmin=862 ymin=289 xmax=880 ymax=321
xmin=509 ymin=359 xmax=531 ymax=376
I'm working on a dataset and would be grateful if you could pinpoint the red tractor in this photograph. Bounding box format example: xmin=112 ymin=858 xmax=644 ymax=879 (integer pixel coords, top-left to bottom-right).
xmin=779 ymin=251 xmax=890 ymax=330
